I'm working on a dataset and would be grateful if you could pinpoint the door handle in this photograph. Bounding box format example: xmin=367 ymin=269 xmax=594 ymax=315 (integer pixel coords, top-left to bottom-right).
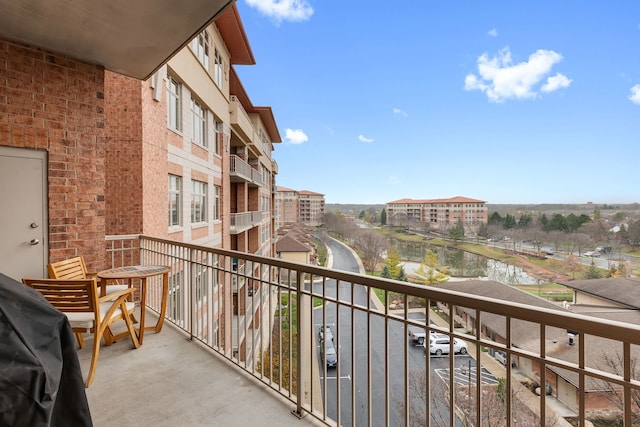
xmin=29 ymin=239 xmax=40 ymax=245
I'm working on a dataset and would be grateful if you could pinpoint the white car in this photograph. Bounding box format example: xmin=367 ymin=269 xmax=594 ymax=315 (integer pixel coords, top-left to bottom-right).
xmin=428 ymin=337 xmax=468 ymax=356
xmin=584 ymin=251 xmax=600 ymax=257
xmin=494 ymin=350 xmax=507 ymax=366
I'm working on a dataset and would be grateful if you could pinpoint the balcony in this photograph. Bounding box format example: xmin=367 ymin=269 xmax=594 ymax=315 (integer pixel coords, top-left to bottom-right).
xmin=229 ymin=211 xmax=262 ymax=234
xmin=229 ymin=95 xmax=254 ymax=142
xmin=229 ymin=155 xmax=254 ymax=183
xmin=80 ymin=235 xmax=640 ymax=426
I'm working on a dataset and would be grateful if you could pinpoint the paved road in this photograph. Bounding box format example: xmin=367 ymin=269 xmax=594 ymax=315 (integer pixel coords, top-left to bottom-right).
xmin=314 ymin=232 xmax=469 ymax=426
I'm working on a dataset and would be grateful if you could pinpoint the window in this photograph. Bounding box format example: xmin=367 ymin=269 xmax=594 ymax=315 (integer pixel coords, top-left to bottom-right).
xmin=213 ymin=185 xmax=221 ymax=220
xmin=191 ymin=98 xmax=207 ymax=147
xmin=168 ymin=175 xmax=182 ymax=226
xmin=191 ymin=31 xmax=209 ymax=69
xmin=214 ymin=48 xmax=224 ymax=88
xmin=191 ymin=180 xmax=207 ymax=223
xmin=167 ymin=76 xmax=181 ymax=131
xmin=213 ymin=121 xmax=223 ymax=155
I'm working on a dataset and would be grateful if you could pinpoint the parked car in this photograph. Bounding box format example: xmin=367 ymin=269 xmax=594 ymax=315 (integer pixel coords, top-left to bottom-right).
xmin=321 ymin=336 xmax=337 ymax=368
xmin=584 ymin=251 xmax=600 ymax=257
xmin=318 ymin=325 xmax=334 ymax=343
xmin=494 ymin=350 xmax=507 ymax=366
xmin=428 ymin=337 xmax=468 ymax=356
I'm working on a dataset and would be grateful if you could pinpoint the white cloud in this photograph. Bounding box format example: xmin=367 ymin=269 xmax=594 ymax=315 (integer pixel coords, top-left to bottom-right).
xmin=541 ymin=73 xmax=572 ymax=92
xmin=358 ymin=134 xmax=374 ymax=143
xmin=285 ymin=128 xmax=308 ymax=144
xmin=245 ymin=0 xmax=313 ymax=23
xmin=488 ymin=28 xmax=498 ymax=37
xmin=630 ymin=84 xmax=640 ymax=104
xmin=393 ymin=108 xmax=407 ymax=117
xmin=464 ymin=47 xmax=570 ymax=102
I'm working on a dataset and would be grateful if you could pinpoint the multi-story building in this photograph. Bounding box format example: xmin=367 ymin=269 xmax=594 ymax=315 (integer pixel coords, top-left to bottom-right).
xmin=274 ymin=186 xmax=299 ymax=229
xmin=386 ymin=196 xmax=488 ymax=231
xmin=0 ymin=3 xmax=279 ymax=363
xmin=275 ymin=187 xmax=325 ymax=228
xmin=298 ymin=190 xmax=325 ymax=227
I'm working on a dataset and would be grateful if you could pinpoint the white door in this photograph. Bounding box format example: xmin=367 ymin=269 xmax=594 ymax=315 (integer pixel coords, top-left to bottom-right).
xmin=0 ymin=147 xmax=48 ymax=281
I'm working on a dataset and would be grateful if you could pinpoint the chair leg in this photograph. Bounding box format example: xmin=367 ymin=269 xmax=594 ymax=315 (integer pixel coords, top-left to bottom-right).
xmin=85 ymin=329 xmax=102 ymax=387
xmin=122 ymin=305 xmax=141 ymax=349
xmin=75 ymin=332 xmax=85 ymax=349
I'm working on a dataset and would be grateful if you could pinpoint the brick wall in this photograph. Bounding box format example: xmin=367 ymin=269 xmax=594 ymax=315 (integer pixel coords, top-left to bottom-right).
xmin=0 ymin=39 xmax=107 ymax=270
xmin=104 ymin=71 xmax=143 ymax=235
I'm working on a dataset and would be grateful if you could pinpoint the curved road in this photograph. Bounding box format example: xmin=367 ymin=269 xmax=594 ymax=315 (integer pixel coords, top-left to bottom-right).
xmin=314 ymin=231 xmax=466 ymax=427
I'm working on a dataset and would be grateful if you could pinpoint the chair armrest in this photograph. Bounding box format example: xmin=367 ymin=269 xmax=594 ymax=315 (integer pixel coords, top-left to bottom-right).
xmin=86 ymin=271 xmax=98 ymax=278
xmin=98 ymin=288 xmax=135 ymax=303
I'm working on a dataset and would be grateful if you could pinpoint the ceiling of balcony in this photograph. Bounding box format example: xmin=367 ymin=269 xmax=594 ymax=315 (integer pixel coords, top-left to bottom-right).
xmin=0 ymin=0 xmax=234 ymax=80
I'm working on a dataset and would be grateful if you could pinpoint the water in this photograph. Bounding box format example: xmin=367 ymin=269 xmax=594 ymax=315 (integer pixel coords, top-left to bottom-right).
xmin=391 ymin=238 xmax=540 ymax=285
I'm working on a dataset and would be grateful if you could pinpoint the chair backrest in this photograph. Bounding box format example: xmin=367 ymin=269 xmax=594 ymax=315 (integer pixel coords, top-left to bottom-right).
xmin=22 ymin=278 xmax=99 ymax=315
xmin=47 ymin=257 xmax=90 ymax=280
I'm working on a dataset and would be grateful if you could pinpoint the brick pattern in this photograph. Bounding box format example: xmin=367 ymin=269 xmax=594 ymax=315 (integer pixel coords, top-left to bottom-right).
xmin=0 ymin=40 xmax=107 ymax=270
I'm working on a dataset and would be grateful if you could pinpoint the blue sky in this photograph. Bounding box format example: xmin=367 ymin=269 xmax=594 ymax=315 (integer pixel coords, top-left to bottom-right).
xmin=235 ymin=1 xmax=640 ymax=205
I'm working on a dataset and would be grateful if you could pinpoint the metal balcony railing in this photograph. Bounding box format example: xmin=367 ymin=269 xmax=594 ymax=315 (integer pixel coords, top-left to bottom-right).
xmin=104 ymin=235 xmax=640 ymax=427
xmin=230 ymin=155 xmax=254 ymax=183
xmin=229 ymin=211 xmax=262 ymax=234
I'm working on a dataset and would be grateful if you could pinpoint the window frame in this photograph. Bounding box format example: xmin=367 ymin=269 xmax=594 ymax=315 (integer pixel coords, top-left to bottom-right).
xmin=191 ymin=31 xmax=210 ymax=69
xmin=214 ymin=48 xmax=224 ymax=88
xmin=213 ymin=184 xmax=221 ymax=220
xmin=168 ymin=174 xmax=182 ymax=227
xmin=191 ymin=180 xmax=208 ymax=224
xmin=191 ymin=98 xmax=207 ymax=148
xmin=167 ymin=75 xmax=182 ymax=131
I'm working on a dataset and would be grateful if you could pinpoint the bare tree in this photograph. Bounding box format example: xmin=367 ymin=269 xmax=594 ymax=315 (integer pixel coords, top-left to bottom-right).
xmin=353 ymin=229 xmax=389 ymax=273
xmin=597 ymin=351 xmax=640 ymax=424
xmin=395 ymin=369 xmax=452 ymax=427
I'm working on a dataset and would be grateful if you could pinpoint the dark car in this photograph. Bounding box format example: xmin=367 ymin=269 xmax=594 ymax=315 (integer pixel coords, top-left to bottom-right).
xmin=321 ymin=337 xmax=337 ymax=368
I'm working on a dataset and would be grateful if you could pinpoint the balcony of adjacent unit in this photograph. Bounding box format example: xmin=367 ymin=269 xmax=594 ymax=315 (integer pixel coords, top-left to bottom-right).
xmin=230 ymin=210 xmax=262 ymax=234
xmin=230 ymin=154 xmax=262 ymax=187
xmin=229 ymin=95 xmax=254 ymax=143
xmin=77 ymin=234 xmax=640 ymax=427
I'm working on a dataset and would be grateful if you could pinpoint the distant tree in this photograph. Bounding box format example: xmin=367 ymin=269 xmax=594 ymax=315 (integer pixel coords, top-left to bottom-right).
xmin=354 ymin=230 xmax=389 ymax=273
xmin=358 ymin=210 xmax=366 ymax=220
xmin=538 ymin=213 xmax=550 ymax=231
xmin=565 ymin=255 xmax=583 ymax=279
xmin=518 ymin=213 xmax=532 ymax=228
xmin=395 ymin=266 xmax=408 ymax=282
xmin=628 ymin=220 xmax=640 ymax=248
xmin=613 ymin=211 xmax=626 ymax=222
xmin=415 ymin=250 xmax=449 ymax=285
xmin=503 ymin=214 xmax=517 ymax=229
xmin=488 ymin=212 xmax=503 ymax=226
xmin=449 ymin=220 xmax=465 ymax=241
xmin=585 ymin=263 xmax=602 ymax=279
xmin=380 ymin=265 xmax=392 ymax=279
xmin=380 ymin=208 xmax=387 ymax=226
xmin=384 ymin=246 xmax=402 ymax=277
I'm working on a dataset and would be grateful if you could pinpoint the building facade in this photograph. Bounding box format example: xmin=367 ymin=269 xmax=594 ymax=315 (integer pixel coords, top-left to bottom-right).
xmin=0 ymin=3 xmax=279 ymax=362
xmin=386 ymin=196 xmax=488 ymax=232
xmin=275 ymin=187 xmax=325 ymax=228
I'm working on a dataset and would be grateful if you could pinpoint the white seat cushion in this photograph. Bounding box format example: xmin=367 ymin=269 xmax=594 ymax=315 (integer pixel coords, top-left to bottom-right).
xmin=65 ymin=301 xmax=135 ymax=329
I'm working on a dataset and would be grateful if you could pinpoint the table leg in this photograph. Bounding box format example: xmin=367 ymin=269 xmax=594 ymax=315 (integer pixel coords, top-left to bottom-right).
xmin=154 ymin=271 xmax=169 ymax=333
xmin=137 ymin=277 xmax=147 ymax=345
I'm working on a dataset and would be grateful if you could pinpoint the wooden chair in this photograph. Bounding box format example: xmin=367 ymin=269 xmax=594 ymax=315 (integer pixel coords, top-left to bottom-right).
xmin=47 ymin=256 xmax=130 ymax=296
xmin=22 ymin=277 xmax=141 ymax=387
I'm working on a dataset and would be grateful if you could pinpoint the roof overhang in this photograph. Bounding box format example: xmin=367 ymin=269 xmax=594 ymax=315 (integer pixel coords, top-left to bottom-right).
xmin=230 ymin=66 xmax=281 ymax=143
xmin=0 ymin=0 xmax=234 ymax=80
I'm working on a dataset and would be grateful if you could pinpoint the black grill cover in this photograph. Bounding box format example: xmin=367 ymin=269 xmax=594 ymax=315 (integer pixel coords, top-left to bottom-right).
xmin=0 ymin=272 xmax=93 ymax=426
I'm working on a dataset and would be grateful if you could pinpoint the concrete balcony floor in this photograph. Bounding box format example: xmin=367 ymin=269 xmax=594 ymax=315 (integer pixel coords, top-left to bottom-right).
xmin=78 ymin=312 xmax=321 ymax=427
